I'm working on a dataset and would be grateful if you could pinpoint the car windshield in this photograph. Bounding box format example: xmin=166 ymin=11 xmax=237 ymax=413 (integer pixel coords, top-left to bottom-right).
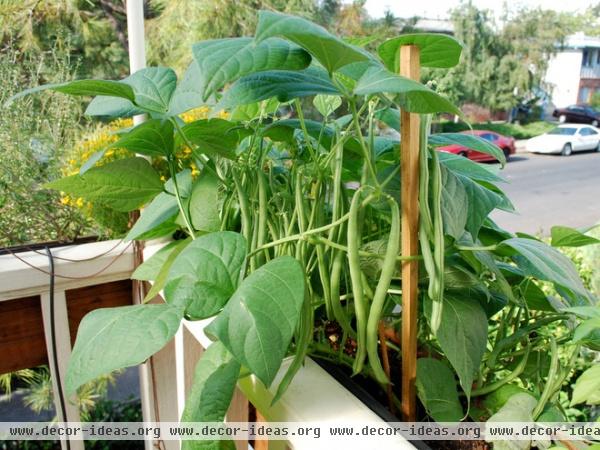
xmin=548 ymin=127 xmax=576 ymax=135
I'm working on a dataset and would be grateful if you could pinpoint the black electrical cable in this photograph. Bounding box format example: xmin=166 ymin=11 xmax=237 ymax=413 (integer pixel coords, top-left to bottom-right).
xmin=45 ymin=246 xmax=71 ymax=450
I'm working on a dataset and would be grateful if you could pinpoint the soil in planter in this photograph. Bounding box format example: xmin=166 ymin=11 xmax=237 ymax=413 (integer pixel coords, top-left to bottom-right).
xmin=313 ymin=320 xmax=492 ymax=450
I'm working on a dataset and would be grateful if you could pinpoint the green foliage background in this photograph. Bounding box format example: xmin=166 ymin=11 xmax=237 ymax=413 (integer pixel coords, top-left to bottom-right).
xmin=1 ymin=0 xmax=599 ymax=247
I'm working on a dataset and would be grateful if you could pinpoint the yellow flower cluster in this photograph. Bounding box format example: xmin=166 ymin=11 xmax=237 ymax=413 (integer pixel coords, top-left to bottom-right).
xmin=61 ymin=118 xmax=133 ymax=210
xmin=61 ymin=107 xmax=225 ymax=212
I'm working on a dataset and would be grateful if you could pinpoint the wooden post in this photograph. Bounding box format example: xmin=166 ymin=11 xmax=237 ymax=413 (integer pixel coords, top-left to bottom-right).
xmin=399 ymin=45 xmax=421 ymax=422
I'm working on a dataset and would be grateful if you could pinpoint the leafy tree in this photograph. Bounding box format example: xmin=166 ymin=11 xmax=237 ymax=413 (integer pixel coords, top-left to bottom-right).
xmin=315 ymin=0 xmax=341 ymax=27
xmin=591 ymin=92 xmax=600 ymax=109
xmin=0 ymin=44 xmax=93 ymax=246
xmin=147 ymin=0 xmax=316 ymax=71
xmin=426 ymin=1 xmax=590 ymax=112
xmin=0 ymin=0 xmax=140 ymax=79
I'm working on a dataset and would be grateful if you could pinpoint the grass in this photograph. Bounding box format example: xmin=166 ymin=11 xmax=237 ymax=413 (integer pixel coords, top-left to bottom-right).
xmin=438 ymin=120 xmax=556 ymax=140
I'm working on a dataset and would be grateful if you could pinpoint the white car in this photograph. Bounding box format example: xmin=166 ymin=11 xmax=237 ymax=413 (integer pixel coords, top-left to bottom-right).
xmin=526 ymin=124 xmax=600 ymax=156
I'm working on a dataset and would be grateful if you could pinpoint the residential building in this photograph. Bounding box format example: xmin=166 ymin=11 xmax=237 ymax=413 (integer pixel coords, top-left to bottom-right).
xmin=545 ymin=33 xmax=600 ymax=108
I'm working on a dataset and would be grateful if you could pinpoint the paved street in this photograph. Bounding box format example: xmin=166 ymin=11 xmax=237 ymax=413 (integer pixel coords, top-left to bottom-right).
xmin=491 ymin=150 xmax=600 ymax=235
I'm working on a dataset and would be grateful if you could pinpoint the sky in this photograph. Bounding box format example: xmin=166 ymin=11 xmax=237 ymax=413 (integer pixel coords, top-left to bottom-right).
xmin=358 ymin=0 xmax=597 ymax=19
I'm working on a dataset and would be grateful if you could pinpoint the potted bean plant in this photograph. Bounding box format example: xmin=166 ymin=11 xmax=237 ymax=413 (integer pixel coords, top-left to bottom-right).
xmin=11 ymin=10 xmax=599 ymax=449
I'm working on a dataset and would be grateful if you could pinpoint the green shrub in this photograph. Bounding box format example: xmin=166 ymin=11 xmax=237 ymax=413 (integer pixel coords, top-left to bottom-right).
xmin=438 ymin=120 xmax=555 ymax=139
xmin=0 ymin=43 xmax=93 ymax=246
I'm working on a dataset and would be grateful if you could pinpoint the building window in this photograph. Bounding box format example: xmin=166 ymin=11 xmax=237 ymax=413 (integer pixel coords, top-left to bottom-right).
xmin=579 ymin=87 xmax=591 ymax=103
xmin=583 ymin=49 xmax=591 ymax=67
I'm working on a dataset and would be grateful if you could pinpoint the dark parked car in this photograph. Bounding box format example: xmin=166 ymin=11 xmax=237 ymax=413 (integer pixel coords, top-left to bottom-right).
xmin=436 ymin=130 xmax=516 ymax=162
xmin=552 ymin=104 xmax=600 ymax=127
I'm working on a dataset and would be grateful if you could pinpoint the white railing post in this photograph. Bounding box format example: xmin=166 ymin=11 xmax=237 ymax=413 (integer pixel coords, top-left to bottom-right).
xmin=40 ymin=290 xmax=84 ymax=450
xmin=125 ymin=2 xmax=160 ymax=449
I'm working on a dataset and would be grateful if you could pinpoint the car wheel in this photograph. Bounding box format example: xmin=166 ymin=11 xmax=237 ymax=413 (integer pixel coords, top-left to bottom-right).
xmin=559 ymin=114 xmax=567 ymax=123
xmin=502 ymin=148 xmax=511 ymax=161
xmin=593 ymin=119 xmax=599 ymax=127
xmin=458 ymin=151 xmax=467 ymax=158
xmin=561 ymin=143 xmax=572 ymax=156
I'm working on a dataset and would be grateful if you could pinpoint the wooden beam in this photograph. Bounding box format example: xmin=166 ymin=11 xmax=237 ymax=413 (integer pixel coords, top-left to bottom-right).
xmin=399 ymin=44 xmax=421 ymax=422
xmin=0 ymin=296 xmax=47 ymax=373
xmin=66 ymin=279 xmax=132 ymax=345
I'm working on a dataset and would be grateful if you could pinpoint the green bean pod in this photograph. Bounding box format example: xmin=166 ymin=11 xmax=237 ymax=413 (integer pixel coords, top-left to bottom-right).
xmin=316 ymin=244 xmax=333 ymax=319
xmin=366 ymin=195 xmax=400 ymax=384
xmin=348 ymin=189 xmax=367 ymax=374
xmin=256 ymin=171 xmax=269 ymax=261
xmin=233 ymin=171 xmax=252 ymax=248
xmin=330 ymin=250 xmax=356 ymax=338
xmin=428 ymin=147 xmax=445 ymax=332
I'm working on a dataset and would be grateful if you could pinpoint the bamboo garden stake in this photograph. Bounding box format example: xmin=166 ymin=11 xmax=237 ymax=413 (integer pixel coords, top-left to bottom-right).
xmin=399 ymin=44 xmax=421 ymax=422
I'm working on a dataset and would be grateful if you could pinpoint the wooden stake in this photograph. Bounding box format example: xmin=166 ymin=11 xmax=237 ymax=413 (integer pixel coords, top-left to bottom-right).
xmin=400 ymin=44 xmax=421 ymax=422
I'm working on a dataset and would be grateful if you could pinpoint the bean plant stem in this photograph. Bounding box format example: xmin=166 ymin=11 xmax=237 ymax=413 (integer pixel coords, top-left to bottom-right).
xmin=170 ymin=118 xmax=222 ymax=181
xmin=167 ymin=158 xmax=196 ymax=240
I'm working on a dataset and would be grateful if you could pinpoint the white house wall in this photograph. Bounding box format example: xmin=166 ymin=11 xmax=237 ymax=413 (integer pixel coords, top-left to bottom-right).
xmin=545 ymin=50 xmax=583 ymax=108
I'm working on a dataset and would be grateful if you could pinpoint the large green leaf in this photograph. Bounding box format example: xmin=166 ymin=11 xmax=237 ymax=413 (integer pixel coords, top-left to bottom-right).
xmin=378 ymin=34 xmax=463 ymax=72
xmin=563 ymin=306 xmax=600 ymax=318
xmin=571 ymin=365 xmax=600 ymax=406
xmin=470 ymin=384 xmax=532 ymax=421
xmin=181 ymin=342 xmax=240 ymax=450
xmin=430 ymin=133 xmax=506 ymax=166
xmin=229 ymin=98 xmax=280 ymax=122
xmin=124 ymin=67 xmax=177 ymax=113
xmin=164 ymin=168 xmax=193 ymax=198
xmin=192 ymin=37 xmax=311 ymax=99
xmin=416 ymin=358 xmax=463 ymax=422
xmin=313 ymin=94 xmax=342 ymax=117
xmin=140 ymin=239 xmax=192 ymax=302
xmin=354 ymin=66 xmax=461 ymax=115
xmin=164 ymin=232 xmax=247 ymax=319
xmin=66 ymin=304 xmax=183 ymax=393
xmin=189 ymin=171 xmax=221 ymax=233
xmin=498 ymin=238 xmax=589 ymax=299
xmin=441 ymin=165 xmax=468 ymax=240
xmin=179 ymin=119 xmax=250 ymax=159
xmin=85 ymin=96 xmax=144 ymax=118
xmin=126 ymin=193 xmax=177 ymax=241
xmin=45 ymin=157 xmax=163 ymax=212
xmin=255 ymin=10 xmax=369 ymax=73
xmin=486 ymin=392 xmax=537 ymax=450
xmin=131 ymin=239 xmax=189 ymax=281
xmin=572 ymin=318 xmax=600 ymax=351
xmin=217 ymin=68 xmax=339 ymax=110
xmin=107 ymin=119 xmax=174 ymax=158
xmin=374 ymin=107 xmax=401 ymax=131
xmin=424 ymin=295 xmax=488 ymax=399
xmin=551 ymin=225 xmax=600 ymax=248
xmin=206 ymin=256 xmax=305 ymax=386
xmin=438 ymin=152 xmax=505 ymax=184
xmin=520 ymin=279 xmax=554 ymax=311
xmin=7 ymin=79 xmax=134 ymax=105
xmin=167 ymin=62 xmax=205 ymax=116
xmin=455 ymin=174 xmax=503 ymax=238
xmin=264 ymin=118 xmax=325 ymax=143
